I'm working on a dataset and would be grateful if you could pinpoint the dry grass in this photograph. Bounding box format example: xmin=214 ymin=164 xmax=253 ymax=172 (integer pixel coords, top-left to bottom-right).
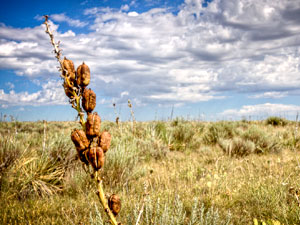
xmin=1 ymin=119 xmax=300 ymax=224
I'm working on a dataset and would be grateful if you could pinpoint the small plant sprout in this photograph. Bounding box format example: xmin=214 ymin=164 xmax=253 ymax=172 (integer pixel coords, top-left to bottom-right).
xmin=43 ymin=16 xmax=121 ymax=225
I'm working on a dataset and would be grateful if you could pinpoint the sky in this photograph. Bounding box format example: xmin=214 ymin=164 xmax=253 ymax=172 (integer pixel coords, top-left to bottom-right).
xmin=0 ymin=0 xmax=300 ymax=122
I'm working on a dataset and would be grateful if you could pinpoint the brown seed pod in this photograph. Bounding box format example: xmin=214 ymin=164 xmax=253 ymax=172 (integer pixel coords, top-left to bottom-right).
xmin=77 ymin=62 xmax=90 ymax=88
xmin=87 ymin=147 xmax=104 ymax=170
xmin=82 ymin=88 xmax=96 ymax=113
xmin=108 ymin=194 xmax=121 ymax=216
xmin=98 ymin=131 xmax=111 ymax=153
xmin=63 ymin=81 xmax=74 ymax=98
xmin=71 ymin=129 xmax=90 ymax=152
xmin=86 ymin=112 xmax=101 ymax=137
xmin=77 ymin=150 xmax=89 ymax=165
xmin=62 ymin=57 xmax=76 ymax=82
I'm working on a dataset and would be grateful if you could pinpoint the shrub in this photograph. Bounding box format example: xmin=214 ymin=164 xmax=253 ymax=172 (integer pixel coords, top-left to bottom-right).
xmin=202 ymin=122 xmax=237 ymax=145
xmin=242 ymin=126 xmax=281 ymax=154
xmin=0 ymin=134 xmax=22 ymax=191
xmin=169 ymin=121 xmax=200 ymax=151
xmin=123 ymin=196 xmax=233 ymax=225
xmin=155 ymin=121 xmax=168 ymax=143
xmin=102 ymin=140 xmax=139 ymax=187
xmin=266 ymin=117 xmax=288 ymax=126
xmin=218 ymin=137 xmax=255 ymax=157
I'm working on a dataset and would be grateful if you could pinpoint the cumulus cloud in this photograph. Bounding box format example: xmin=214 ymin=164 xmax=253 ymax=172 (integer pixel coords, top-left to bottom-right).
xmin=0 ymin=0 xmax=300 ymax=107
xmin=0 ymin=80 xmax=67 ymax=108
xmin=220 ymin=103 xmax=300 ymax=119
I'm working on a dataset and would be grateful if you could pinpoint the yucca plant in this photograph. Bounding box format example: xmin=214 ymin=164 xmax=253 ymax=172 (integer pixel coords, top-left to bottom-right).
xmin=43 ymin=16 xmax=121 ymax=225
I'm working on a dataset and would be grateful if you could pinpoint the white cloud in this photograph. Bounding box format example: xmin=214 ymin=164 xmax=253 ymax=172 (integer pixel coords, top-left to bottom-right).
xmin=51 ymin=13 xmax=88 ymax=27
xmin=249 ymin=91 xmax=288 ymax=99
xmin=5 ymin=82 xmax=14 ymax=90
xmin=0 ymin=80 xmax=67 ymax=108
xmin=220 ymin=103 xmax=300 ymax=119
xmin=121 ymin=4 xmax=130 ymax=11
xmin=128 ymin=11 xmax=139 ymax=17
xmin=1 ymin=0 xmax=300 ymax=107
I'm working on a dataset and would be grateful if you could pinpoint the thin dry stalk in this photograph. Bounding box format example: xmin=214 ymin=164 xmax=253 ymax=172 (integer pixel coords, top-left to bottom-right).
xmin=135 ymin=182 xmax=149 ymax=225
xmin=43 ymin=120 xmax=47 ymax=151
xmin=113 ymin=103 xmax=120 ymax=129
xmin=128 ymin=99 xmax=135 ymax=133
xmin=43 ymin=16 xmax=121 ymax=225
xmin=43 ymin=16 xmax=85 ymax=128
xmin=294 ymin=113 xmax=299 ymax=143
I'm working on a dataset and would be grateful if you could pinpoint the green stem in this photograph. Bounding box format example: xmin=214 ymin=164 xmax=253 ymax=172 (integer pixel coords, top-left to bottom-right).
xmin=95 ymin=173 xmax=119 ymax=225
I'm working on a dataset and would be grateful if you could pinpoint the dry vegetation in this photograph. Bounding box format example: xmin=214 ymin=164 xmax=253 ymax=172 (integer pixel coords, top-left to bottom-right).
xmin=1 ymin=117 xmax=300 ymax=224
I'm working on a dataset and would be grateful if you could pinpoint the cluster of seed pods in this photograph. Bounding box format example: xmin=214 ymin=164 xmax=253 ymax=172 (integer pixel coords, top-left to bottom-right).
xmin=61 ymin=57 xmax=121 ymax=217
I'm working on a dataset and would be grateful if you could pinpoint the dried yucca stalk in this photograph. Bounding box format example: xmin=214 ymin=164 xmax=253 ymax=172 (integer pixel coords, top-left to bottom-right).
xmin=43 ymin=16 xmax=121 ymax=225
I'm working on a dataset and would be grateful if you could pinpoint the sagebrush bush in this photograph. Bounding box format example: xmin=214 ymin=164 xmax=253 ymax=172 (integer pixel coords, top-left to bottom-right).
xmin=102 ymin=140 xmax=139 ymax=188
xmin=242 ymin=126 xmax=281 ymax=154
xmin=266 ymin=116 xmax=288 ymax=126
xmin=218 ymin=137 xmax=255 ymax=157
xmin=169 ymin=119 xmax=200 ymax=151
xmin=202 ymin=122 xmax=237 ymax=145
xmin=90 ymin=196 xmax=233 ymax=225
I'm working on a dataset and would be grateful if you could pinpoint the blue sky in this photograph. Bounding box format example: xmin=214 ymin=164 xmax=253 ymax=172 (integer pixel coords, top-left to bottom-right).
xmin=0 ymin=0 xmax=300 ymax=121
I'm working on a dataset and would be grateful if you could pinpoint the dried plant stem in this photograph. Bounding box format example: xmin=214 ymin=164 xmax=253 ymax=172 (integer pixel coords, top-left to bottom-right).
xmin=128 ymin=99 xmax=135 ymax=133
xmin=43 ymin=120 xmax=47 ymax=151
xmin=113 ymin=103 xmax=120 ymax=129
xmin=294 ymin=113 xmax=299 ymax=142
xmin=44 ymin=15 xmax=120 ymax=225
xmin=43 ymin=15 xmax=85 ymax=128
xmin=135 ymin=203 xmax=145 ymax=225
xmin=135 ymin=182 xmax=149 ymax=225
xmin=43 ymin=15 xmax=63 ymax=68
xmin=95 ymin=172 xmax=119 ymax=225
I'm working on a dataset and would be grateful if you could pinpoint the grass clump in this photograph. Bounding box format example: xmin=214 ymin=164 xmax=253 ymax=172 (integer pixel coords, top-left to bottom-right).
xmin=7 ymin=148 xmax=67 ymax=198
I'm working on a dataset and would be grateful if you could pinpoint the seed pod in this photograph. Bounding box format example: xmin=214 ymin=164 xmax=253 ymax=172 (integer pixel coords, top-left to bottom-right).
xmin=98 ymin=131 xmax=111 ymax=153
xmin=71 ymin=129 xmax=90 ymax=152
xmin=108 ymin=194 xmax=121 ymax=216
xmin=86 ymin=112 xmax=101 ymax=137
xmin=87 ymin=147 xmax=104 ymax=170
xmin=62 ymin=57 xmax=76 ymax=82
xmin=77 ymin=150 xmax=89 ymax=165
xmin=63 ymin=81 xmax=74 ymax=98
xmin=77 ymin=62 xmax=90 ymax=88
xmin=82 ymin=88 xmax=96 ymax=113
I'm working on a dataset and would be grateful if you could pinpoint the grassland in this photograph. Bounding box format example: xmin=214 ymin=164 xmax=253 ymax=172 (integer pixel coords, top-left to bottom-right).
xmin=0 ymin=117 xmax=300 ymax=224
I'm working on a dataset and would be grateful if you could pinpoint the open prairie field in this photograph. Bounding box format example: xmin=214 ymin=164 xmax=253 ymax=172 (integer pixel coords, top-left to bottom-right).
xmin=1 ymin=118 xmax=300 ymax=224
